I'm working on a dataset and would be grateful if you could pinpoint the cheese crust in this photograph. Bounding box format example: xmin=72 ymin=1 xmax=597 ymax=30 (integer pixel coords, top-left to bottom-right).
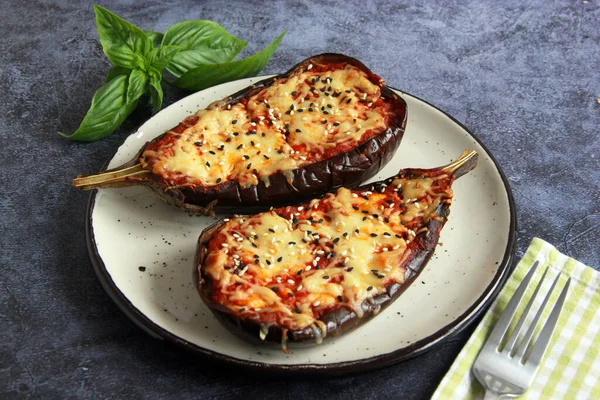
xmin=201 ymin=172 xmax=454 ymax=332
xmin=140 ymin=62 xmax=397 ymax=187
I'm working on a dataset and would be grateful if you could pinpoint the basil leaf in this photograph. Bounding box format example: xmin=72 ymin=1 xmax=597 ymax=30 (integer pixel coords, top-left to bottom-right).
xmin=58 ymin=75 xmax=138 ymax=142
xmin=162 ymin=20 xmax=247 ymax=78
xmin=148 ymin=45 xmax=181 ymax=71
xmin=126 ymin=69 xmax=147 ymax=104
xmin=171 ymin=31 xmax=285 ymax=91
xmin=146 ymin=31 xmax=163 ymax=48
xmin=105 ymin=66 xmax=131 ymax=82
xmin=93 ymin=5 xmax=152 ymax=68
xmin=147 ymin=75 xmax=163 ymax=113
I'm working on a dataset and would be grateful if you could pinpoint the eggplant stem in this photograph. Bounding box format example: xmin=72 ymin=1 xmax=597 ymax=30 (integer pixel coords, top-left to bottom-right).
xmin=72 ymin=163 xmax=151 ymax=190
xmin=442 ymin=149 xmax=479 ymax=179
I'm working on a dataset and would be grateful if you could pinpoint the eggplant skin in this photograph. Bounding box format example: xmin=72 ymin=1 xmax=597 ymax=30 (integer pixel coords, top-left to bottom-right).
xmin=193 ymin=169 xmax=460 ymax=348
xmin=132 ymin=53 xmax=407 ymax=215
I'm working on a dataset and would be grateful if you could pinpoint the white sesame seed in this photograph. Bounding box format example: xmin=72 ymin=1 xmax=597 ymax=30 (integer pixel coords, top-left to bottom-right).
xmin=287 ymin=279 xmax=295 ymax=285
xmin=307 ymin=64 xmax=313 ymax=70
xmin=221 ymin=243 xmax=229 ymax=247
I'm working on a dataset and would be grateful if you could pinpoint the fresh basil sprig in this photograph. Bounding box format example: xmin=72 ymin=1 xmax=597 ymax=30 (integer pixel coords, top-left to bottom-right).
xmin=60 ymin=5 xmax=285 ymax=142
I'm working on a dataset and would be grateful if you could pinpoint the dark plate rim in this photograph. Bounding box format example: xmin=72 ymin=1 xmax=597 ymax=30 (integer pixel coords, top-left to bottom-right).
xmin=85 ymin=84 xmax=517 ymax=377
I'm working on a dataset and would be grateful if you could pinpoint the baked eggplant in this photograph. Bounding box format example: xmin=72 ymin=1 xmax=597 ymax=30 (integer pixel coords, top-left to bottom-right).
xmin=73 ymin=53 xmax=408 ymax=215
xmin=195 ymin=150 xmax=478 ymax=350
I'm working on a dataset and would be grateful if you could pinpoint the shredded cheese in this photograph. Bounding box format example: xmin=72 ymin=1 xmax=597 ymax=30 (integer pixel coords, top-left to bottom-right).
xmin=203 ymin=172 xmax=454 ymax=331
xmin=141 ymin=64 xmax=395 ymax=187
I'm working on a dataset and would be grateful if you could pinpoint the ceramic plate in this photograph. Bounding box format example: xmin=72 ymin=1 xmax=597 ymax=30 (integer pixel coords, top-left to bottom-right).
xmin=87 ymin=76 xmax=516 ymax=375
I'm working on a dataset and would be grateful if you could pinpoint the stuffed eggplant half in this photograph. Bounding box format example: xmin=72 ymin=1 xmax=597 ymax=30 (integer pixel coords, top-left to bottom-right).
xmin=195 ymin=150 xmax=478 ymax=350
xmin=73 ymin=54 xmax=408 ymax=215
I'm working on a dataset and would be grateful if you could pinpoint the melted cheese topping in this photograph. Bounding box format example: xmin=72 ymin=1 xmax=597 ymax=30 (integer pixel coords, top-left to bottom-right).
xmin=202 ymin=172 xmax=454 ymax=332
xmin=141 ymin=63 xmax=396 ymax=187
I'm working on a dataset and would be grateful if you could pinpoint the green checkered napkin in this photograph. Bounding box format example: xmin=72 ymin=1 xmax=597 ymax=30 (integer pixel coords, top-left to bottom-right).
xmin=432 ymin=238 xmax=600 ymax=399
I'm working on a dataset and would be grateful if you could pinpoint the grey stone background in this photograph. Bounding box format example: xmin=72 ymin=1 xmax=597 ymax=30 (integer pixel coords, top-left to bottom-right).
xmin=2 ymin=0 xmax=599 ymax=398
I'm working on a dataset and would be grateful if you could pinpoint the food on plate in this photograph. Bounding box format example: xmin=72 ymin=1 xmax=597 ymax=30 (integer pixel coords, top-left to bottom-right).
xmin=73 ymin=53 xmax=408 ymax=215
xmin=194 ymin=150 xmax=478 ymax=349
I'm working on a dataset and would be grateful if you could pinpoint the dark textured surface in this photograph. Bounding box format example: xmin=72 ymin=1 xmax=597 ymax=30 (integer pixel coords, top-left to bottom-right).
xmin=1 ymin=0 xmax=599 ymax=398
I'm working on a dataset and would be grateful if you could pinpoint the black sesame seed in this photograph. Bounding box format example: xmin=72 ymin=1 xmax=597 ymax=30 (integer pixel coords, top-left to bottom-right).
xmin=272 ymin=287 xmax=279 ymax=292
xmin=333 ymin=237 xmax=340 ymax=243
xmin=296 ymin=129 xmax=301 ymax=133
xmin=337 ymin=295 xmax=344 ymax=301
xmin=237 ymin=144 xmax=243 ymax=150
xmin=297 ymin=270 xmax=302 ymax=275
xmin=233 ymin=132 xmax=239 ymax=136
xmin=277 ymin=257 xmax=283 ymax=262
xmin=232 ymin=119 xmax=237 ymax=124
xmin=352 ymin=205 xmax=359 ymax=210
xmin=226 ymin=137 xmax=232 ymax=142
xmin=367 ymin=286 xmax=373 ymax=291
xmin=347 ymin=267 xmax=354 ymax=272
xmin=362 ymin=210 xmax=369 ymax=214
xmin=266 ymin=260 xmax=271 ymax=265
xmin=333 ymin=122 xmax=340 ymax=126
xmin=277 ymin=149 xmax=284 ymax=154
xmin=240 ymin=307 xmax=246 ymax=311
xmin=253 ymin=169 xmax=258 ymax=175
xmin=206 ymin=162 xmax=211 ymax=167
xmin=295 ymin=307 xmax=302 ymax=313
xmin=288 ymin=292 xmax=294 ymax=297
xmin=194 ymin=141 xmax=202 ymax=146
xmin=209 ymin=150 xmax=216 ymax=155
xmin=291 ymin=91 xmax=297 ymax=95
xmin=370 ymin=233 xmax=378 ymax=237
xmin=216 ymin=178 xmax=222 ymax=183
xmin=264 ymin=155 xmax=270 ymax=160
xmin=395 ymin=234 xmax=402 ymax=238
xmin=323 ymin=275 xmax=329 ymax=279
xmin=243 ymin=155 xmax=250 ymax=160
xmin=346 ymin=98 xmax=352 ymax=104
xmin=268 ymin=228 xmax=275 ymax=233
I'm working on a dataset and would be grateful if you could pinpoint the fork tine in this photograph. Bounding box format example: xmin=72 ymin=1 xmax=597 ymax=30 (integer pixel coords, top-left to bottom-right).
xmin=504 ymin=267 xmax=549 ymax=354
xmin=513 ymin=271 xmax=561 ymax=359
xmin=523 ymin=277 xmax=571 ymax=365
xmin=487 ymin=261 xmax=539 ymax=349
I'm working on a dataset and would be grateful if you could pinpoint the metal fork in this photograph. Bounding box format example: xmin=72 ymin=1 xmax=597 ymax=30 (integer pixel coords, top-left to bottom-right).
xmin=472 ymin=261 xmax=571 ymax=399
